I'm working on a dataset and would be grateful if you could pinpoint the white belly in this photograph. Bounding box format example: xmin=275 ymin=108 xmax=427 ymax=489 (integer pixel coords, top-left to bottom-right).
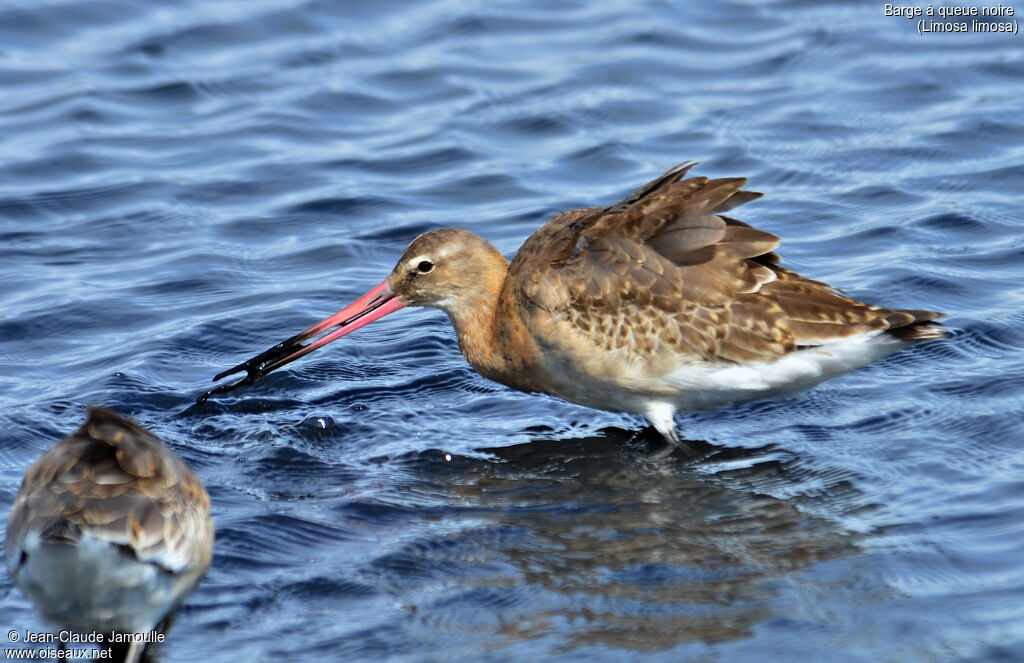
xmin=658 ymin=331 xmax=907 ymax=411
xmin=544 ymin=330 xmax=907 ymax=415
xmin=12 ymin=531 xmax=191 ymax=634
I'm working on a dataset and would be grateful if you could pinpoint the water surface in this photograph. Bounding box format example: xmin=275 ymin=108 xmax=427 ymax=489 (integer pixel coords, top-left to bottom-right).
xmin=2 ymin=1 xmax=1023 ymax=661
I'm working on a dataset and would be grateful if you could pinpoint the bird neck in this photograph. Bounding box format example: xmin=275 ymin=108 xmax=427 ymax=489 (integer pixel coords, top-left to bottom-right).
xmin=445 ymin=254 xmax=511 ymax=380
xmin=441 ymin=258 xmax=539 ymax=394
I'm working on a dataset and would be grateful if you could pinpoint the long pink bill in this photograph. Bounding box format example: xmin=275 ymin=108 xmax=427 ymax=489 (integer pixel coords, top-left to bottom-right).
xmin=197 ymin=281 xmax=407 ymax=404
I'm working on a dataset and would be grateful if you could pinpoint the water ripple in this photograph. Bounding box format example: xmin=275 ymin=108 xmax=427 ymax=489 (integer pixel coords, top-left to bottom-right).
xmin=2 ymin=0 xmax=1023 ymax=661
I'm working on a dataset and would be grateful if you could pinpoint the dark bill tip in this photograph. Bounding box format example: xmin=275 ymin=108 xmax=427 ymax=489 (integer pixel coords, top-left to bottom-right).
xmin=196 ymin=280 xmax=406 ymax=405
xmin=196 ymin=334 xmax=305 ymax=404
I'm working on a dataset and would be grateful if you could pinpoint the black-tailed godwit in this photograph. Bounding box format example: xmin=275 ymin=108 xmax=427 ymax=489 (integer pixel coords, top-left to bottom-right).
xmin=201 ymin=163 xmax=944 ymax=444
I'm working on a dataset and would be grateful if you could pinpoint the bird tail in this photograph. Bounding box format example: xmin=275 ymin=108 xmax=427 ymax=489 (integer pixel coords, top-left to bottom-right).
xmin=884 ymin=309 xmax=947 ymax=340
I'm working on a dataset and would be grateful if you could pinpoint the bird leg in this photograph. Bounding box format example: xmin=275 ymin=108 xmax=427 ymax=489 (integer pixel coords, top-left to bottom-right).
xmin=644 ymin=402 xmax=706 ymax=458
xmin=125 ymin=640 xmax=144 ymax=663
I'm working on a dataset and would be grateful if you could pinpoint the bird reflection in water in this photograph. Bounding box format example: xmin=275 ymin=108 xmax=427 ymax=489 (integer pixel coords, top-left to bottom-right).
xmin=365 ymin=427 xmax=861 ymax=651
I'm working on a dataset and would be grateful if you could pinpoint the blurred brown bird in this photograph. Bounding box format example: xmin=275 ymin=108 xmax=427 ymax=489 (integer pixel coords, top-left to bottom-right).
xmin=5 ymin=407 xmax=214 ymax=663
xmin=203 ymin=163 xmax=945 ymax=444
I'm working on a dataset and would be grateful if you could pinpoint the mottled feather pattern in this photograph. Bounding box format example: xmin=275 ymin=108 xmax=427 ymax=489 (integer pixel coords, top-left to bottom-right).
xmin=207 ymin=161 xmax=948 ymax=443
xmin=508 ymin=163 xmax=944 ymax=382
xmin=6 ymin=408 xmax=212 ymax=575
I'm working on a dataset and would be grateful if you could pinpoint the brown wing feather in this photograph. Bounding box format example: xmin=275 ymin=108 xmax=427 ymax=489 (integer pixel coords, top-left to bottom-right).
xmin=508 ymin=163 xmax=944 ymax=370
xmin=6 ymin=408 xmax=212 ymax=575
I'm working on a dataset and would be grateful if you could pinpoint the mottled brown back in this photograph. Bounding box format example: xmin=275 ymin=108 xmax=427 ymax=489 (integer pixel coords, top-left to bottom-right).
xmin=505 ymin=163 xmax=944 ymax=368
xmin=6 ymin=407 xmax=213 ymax=575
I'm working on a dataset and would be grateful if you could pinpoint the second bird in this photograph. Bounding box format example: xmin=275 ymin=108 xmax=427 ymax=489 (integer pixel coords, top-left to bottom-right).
xmin=5 ymin=408 xmax=213 ymax=663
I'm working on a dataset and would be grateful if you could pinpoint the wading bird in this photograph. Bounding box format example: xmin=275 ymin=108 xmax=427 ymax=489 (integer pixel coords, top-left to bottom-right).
xmin=5 ymin=408 xmax=214 ymax=663
xmin=201 ymin=163 xmax=944 ymax=445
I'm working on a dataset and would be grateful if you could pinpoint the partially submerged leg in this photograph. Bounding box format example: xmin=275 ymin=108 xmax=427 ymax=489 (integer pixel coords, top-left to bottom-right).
xmin=644 ymin=402 xmax=704 ymax=457
xmin=125 ymin=640 xmax=144 ymax=663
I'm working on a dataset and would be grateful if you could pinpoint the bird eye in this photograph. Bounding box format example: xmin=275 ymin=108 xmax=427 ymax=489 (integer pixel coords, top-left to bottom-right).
xmin=416 ymin=260 xmax=434 ymax=273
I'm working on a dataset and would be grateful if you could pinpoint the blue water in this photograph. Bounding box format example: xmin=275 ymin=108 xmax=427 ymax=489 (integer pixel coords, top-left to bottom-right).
xmin=2 ymin=0 xmax=1024 ymax=660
